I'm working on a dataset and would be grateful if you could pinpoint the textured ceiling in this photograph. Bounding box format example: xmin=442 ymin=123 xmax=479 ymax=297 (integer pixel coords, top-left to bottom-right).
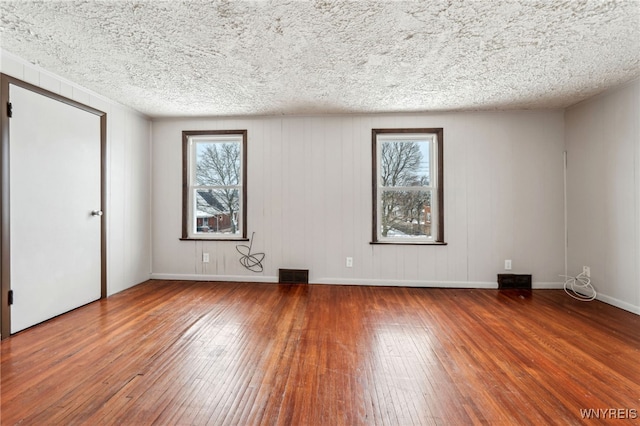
xmin=1 ymin=0 xmax=639 ymax=117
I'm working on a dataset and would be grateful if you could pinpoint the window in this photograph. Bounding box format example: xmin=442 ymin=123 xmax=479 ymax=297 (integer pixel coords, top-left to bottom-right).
xmin=182 ymin=130 xmax=247 ymax=240
xmin=372 ymin=128 xmax=444 ymax=244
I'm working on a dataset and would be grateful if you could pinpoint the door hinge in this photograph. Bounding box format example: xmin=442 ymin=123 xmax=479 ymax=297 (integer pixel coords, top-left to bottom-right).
xmin=7 ymin=102 xmax=12 ymax=118
xmin=8 ymin=290 xmax=13 ymax=305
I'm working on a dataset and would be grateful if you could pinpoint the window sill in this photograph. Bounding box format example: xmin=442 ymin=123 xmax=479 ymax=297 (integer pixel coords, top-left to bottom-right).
xmin=180 ymin=237 xmax=249 ymax=242
xmin=370 ymin=241 xmax=448 ymax=246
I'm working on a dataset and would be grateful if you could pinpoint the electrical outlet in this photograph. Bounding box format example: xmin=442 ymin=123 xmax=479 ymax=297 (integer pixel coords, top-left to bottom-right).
xmin=505 ymin=259 xmax=512 ymax=270
xmin=583 ymin=266 xmax=590 ymax=277
xmin=346 ymin=257 xmax=353 ymax=268
xmin=203 ymin=253 xmax=210 ymax=263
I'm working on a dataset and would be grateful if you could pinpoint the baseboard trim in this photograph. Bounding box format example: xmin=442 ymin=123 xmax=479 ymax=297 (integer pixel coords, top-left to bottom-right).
xmin=314 ymin=278 xmax=498 ymax=288
xmin=595 ymin=293 xmax=640 ymax=315
xmin=150 ymin=273 xmax=278 ymax=283
xmin=532 ymin=282 xmax=565 ymax=290
xmin=316 ymin=278 xmax=564 ymax=289
xmin=149 ymin=274 xmax=564 ymax=290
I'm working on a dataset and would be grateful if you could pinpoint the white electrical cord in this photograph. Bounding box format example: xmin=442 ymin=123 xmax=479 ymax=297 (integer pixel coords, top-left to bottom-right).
xmin=560 ymin=272 xmax=597 ymax=301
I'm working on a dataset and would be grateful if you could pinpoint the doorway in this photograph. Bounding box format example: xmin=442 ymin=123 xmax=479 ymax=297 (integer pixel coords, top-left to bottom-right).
xmin=0 ymin=74 xmax=107 ymax=337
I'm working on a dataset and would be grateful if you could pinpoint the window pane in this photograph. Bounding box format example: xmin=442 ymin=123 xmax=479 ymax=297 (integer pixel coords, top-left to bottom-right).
xmin=196 ymin=141 xmax=241 ymax=186
xmin=380 ymin=140 xmax=430 ymax=187
xmin=380 ymin=190 xmax=432 ymax=238
xmin=194 ymin=189 xmax=240 ymax=235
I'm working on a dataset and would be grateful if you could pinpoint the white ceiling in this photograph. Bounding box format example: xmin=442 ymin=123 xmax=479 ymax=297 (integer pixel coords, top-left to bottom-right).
xmin=1 ymin=0 xmax=639 ymax=118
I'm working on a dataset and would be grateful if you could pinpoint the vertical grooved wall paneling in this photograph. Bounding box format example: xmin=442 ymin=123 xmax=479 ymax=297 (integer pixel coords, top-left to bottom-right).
xmin=152 ymin=112 xmax=565 ymax=288
xmin=565 ymin=79 xmax=640 ymax=313
xmin=0 ymin=49 xmax=152 ymax=296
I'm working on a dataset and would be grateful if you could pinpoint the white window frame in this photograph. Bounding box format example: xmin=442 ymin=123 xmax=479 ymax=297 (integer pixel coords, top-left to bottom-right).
xmin=372 ymin=129 xmax=444 ymax=244
xmin=182 ymin=130 xmax=247 ymax=240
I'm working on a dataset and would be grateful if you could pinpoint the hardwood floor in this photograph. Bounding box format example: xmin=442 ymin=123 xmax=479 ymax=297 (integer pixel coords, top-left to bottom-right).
xmin=1 ymin=280 xmax=639 ymax=425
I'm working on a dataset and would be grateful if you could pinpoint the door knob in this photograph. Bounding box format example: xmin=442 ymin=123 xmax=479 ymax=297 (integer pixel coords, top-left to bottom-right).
xmin=91 ymin=210 xmax=103 ymax=217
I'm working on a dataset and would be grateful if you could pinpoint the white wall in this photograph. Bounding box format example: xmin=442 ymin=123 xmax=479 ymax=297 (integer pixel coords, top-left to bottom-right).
xmin=3 ymin=51 xmax=637 ymax=313
xmin=1 ymin=50 xmax=152 ymax=295
xmin=565 ymin=79 xmax=640 ymax=314
xmin=152 ymin=111 xmax=565 ymax=288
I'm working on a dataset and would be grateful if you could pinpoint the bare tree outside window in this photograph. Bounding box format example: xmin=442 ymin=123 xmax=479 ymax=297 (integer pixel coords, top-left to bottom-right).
xmin=182 ymin=130 xmax=247 ymax=240
xmin=373 ymin=129 xmax=444 ymax=244
xmin=196 ymin=142 xmax=240 ymax=234
xmin=380 ymin=141 xmax=431 ymax=237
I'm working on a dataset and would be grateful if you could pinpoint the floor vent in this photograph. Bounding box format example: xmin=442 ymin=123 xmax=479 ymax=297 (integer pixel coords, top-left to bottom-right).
xmin=279 ymin=269 xmax=309 ymax=284
xmin=497 ymin=274 xmax=532 ymax=289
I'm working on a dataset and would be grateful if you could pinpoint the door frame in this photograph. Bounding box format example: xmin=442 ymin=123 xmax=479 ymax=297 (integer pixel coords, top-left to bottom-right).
xmin=0 ymin=73 xmax=107 ymax=338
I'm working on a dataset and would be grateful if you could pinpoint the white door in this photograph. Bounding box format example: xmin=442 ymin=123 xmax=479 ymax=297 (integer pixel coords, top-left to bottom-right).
xmin=9 ymin=84 xmax=102 ymax=334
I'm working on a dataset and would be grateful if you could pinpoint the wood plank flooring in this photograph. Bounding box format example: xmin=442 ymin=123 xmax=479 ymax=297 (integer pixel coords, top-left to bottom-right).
xmin=1 ymin=280 xmax=639 ymax=425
